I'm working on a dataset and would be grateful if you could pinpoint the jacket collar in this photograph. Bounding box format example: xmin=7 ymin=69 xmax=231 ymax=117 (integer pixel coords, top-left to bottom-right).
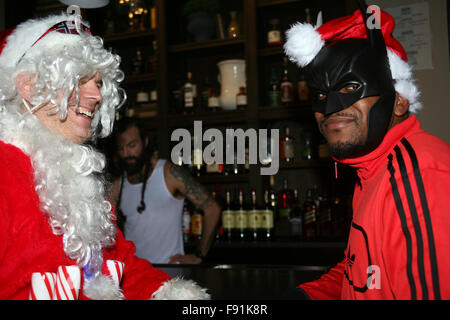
xmin=334 ymin=115 xmax=419 ymax=180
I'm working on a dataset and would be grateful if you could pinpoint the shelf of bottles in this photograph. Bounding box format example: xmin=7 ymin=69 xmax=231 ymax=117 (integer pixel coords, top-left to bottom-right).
xmin=181 ymin=178 xmax=352 ymax=248
xmin=101 ymin=0 xmax=159 ymax=120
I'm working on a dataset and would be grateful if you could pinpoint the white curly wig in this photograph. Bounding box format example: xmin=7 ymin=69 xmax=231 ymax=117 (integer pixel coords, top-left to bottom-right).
xmin=0 ymin=12 xmax=126 ymax=299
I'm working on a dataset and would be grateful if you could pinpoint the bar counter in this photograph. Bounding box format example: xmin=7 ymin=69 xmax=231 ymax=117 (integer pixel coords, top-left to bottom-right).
xmin=154 ymin=264 xmax=329 ymax=300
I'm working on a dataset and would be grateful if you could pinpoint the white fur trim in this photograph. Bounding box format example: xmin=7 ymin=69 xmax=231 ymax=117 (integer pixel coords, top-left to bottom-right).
xmin=0 ymin=13 xmax=85 ymax=69
xmin=151 ymin=277 xmax=210 ymax=300
xmin=83 ymin=274 xmax=125 ymax=300
xmin=387 ymin=50 xmax=423 ymax=113
xmin=284 ymin=22 xmax=324 ymax=67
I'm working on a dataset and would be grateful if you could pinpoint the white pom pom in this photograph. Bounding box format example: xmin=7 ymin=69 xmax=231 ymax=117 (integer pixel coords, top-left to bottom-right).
xmin=284 ymin=22 xmax=325 ymax=67
xmin=151 ymin=277 xmax=210 ymax=300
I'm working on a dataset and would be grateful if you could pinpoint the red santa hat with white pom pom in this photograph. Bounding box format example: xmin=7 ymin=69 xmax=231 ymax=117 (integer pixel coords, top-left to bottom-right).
xmin=284 ymin=8 xmax=422 ymax=113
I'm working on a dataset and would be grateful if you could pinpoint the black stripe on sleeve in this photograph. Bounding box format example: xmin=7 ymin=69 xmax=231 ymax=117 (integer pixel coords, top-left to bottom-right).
xmin=387 ymin=153 xmax=417 ymax=300
xmin=401 ymin=138 xmax=441 ymax=300
xmin=394 ymin=145 xmax=428 ymax=300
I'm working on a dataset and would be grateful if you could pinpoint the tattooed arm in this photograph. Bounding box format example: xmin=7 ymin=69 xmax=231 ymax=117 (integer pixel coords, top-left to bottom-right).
xmin=164 ymin=162 xmax=221 ymax=264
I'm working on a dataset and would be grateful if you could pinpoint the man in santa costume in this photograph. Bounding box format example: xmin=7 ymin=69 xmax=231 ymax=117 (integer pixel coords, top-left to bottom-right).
xmin=283 ymin=1 xmax=450 ymax=299
xmin=0 ymin=12 xmax=209 ymax=300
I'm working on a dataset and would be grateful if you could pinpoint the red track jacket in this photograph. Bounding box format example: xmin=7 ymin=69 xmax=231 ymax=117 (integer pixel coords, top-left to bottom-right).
xmin=0 ymin=140 xmax=171 ymax=299
xmin=298 ymin=115 xmax=450 ymax=299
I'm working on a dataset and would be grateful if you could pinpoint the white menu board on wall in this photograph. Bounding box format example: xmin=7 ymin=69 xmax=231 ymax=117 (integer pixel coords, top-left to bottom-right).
xmin=385 ymin=2 xmax=433 ymax=70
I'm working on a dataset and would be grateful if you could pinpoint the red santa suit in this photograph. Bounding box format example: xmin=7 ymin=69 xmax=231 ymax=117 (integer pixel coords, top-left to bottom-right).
xmin=0 ymin=139 xmax=191 ymax=299
xmin=297 ymin=116 xmax=450 ymax=299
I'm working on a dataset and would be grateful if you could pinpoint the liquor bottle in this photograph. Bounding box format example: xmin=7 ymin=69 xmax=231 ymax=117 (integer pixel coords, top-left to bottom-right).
xmin=182 ymin=199 xmax=192 ymax=243
xmin=147 ymin=40 xmax=157 ymax=74
xmin=235 ymin=187 xmax=248 ymax=241
xmin=212 ymin=191 xmax=223 ymax=241
xmin=269 ymin=175 xmax=277 ymax=213
xmin=200 ymin=76 xmax=212 ymax=111
xmin=268 ymin=67 xmax=281 ymax=107
xmin=280 ymin=57 xmax=294 ymax=106
xmin=192 ymin=136 xmax=204 ymax=176
xmin=221 ymin=188 xmax=235 ymax=242
xmin=289 ymin=189 xmax=303 ymax=239
xmin=267 ymin=18 xmax=282 ymax=46
xmin=236 ymin=86 xmax=248 ymax=110
xmin=303 ymin=188 xmax=318 ymax=241
xmin=228 ymin=11 xmax=240 ymax=39
xmin=317 ymin=191 xmax=332 ymax=240
xmin=261 ymin=187 xmax=274 ymax=241
xmin=277 ymin=179 xmax=294 ymax=220
xmin=205 ymin=147 xmax=224 ymax=175
xmin=280 ymin=127 xmax=295 ymax=162
xmin=208 ymin=87 xmax=221 ymax=112
xmin=302 ymin=134 xmax=313 ymax=160
xmin=183 ymin=71 xmax=195 ymax=114
xmin=171 ymin=75 xmax=183 ymax=114
xmin=191 ymin=207 xmax=203 ymax=241
xmin=247 ymin=188 xmax=260 ymax=242
xmin=132 ymin=48 xmax=144 ymax=76
xmin=297 ymin=71 xmax=310 ymax=102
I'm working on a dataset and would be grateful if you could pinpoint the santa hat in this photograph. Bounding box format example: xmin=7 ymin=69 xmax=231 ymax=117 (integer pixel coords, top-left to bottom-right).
xmin=0 ymin=13 xmax=91 ymax=70
xmin=284 ymin=8 xmax=422 ymax=113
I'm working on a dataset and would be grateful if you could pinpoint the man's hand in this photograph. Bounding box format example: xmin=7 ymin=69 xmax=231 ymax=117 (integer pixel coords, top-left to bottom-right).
xmin=169 ymin=254 xmax=202 ymax=265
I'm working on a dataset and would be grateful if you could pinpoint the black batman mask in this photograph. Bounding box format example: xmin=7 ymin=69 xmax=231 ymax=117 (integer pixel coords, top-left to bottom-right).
xmin=305 ymin=2 xmax=397 ymax=158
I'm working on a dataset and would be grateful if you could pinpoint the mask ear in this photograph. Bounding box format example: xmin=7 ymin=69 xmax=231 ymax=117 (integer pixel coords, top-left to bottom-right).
xmin=14 ymin=72 xmax=34 ymax=100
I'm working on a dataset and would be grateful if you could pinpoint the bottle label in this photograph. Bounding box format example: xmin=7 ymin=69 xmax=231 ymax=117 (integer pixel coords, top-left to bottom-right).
xmin=222 ymin=210 xmax=235 ymax=229
xmin=191 ymin=214 xmax=203 ymax=236
xmin=182 ymin=212 xmax=191 ymax=234
xmin=235 ymin=209 xmax=247 ymax=229
xmin=268 ymin=30 xmax=281 ymax=44
xmin=248 ymin=210 xmax=261 ymax=229
xmin=193 ymin=149 xmax=202 ymax=165
xmin=261 ymin=209 xmax=274 ymax=229
xmin=184 ymin=86 xmax=194 ymax=107
xmin=297 ymin=81 xmax=310 ymax=101
xmin=208 ymin=96 xmax=220 ymax=108
xmin=236 ymin=94 xmax=247 ymax=106
xmin=303 ymin=210 xmax=317 ymax=224
xmin=268 ymin=91 xmax=280 ymax=106
xmin=281 ymin=82 xmax=293 ymax=103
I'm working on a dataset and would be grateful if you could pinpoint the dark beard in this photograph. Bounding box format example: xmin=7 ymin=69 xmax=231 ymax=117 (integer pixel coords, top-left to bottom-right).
xmin=328 ymin=140 xmax=367 ymax=159
xmin=120 ymin=153 xmax=146 ymax=176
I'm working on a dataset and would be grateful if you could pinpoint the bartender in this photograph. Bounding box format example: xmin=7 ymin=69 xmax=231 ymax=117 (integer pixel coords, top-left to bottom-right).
xmin=282 ymin=1 xmax=450 ymax=299
xmin=109 ymin=117 xmax=221 ymax=265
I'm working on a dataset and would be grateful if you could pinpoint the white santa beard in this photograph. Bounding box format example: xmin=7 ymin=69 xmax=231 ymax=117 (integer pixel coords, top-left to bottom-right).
xmin=0 ymin=105 xmax=123 ymax=299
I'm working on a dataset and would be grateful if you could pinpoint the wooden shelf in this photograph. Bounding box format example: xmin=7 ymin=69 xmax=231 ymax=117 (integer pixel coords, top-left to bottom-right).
xmin=258 ymin=104 xmax=313 ymax=121
xmin=169 ymin=38 xmax=246 ymax=53
xmin=197 ymin=173 xmax=250 ymax=185
xmin=167 ymin=109 xmax=248 ymax=127
xmin=259 ymin=46 xmax=284 ymax=57
xmin=103 ymin=29 xmax=156 ymax=43
xmin=256 ymin=0 xmax=299 ymax=8
xmin=123 ymin=73 xmax=157 ymax=85
xmin=279 ymin=159 xmax=331 ymax=170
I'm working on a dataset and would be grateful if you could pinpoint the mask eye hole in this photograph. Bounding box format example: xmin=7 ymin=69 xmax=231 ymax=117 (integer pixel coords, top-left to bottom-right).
xmin=317 ymin=92 xmax=327 ymax=101
xmin=339 ymin=83 xmax=361 ymax=94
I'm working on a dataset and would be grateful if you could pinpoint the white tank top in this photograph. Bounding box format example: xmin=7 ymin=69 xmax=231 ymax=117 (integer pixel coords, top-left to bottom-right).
xmin=119 ymin=159 xmax=185 ymax=264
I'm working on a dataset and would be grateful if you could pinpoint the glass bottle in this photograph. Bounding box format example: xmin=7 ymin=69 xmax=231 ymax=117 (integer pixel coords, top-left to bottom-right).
xmin=280 ymin=57 xmax=294 ymax=106
xmin=277 ymin=179 xmax=294 ymax=220
xmin=280 ymin=127 xmax=295 ymax=163
xmin=222 ymin=188 xmax=235 ymax=242
xmin=132 ymin=47 xmax=144 ymax=76
xmin=182 ymin=199 xmax=192 ymax=243
xmin=190 ymin=207 xmax=203 ymax=241
xmin=302 ymin=134 xmax=313 ymax=160
xmin=236 ymin=86 xmax=248 ymax=110
xmin=289 ymin=189 xmax=303 ymax=239
xmin=267 ymin=18 xmax=282 ymax=46
xmin=235 ymin=188 xmax=248 ymax=241
xmin=297 ymin=71 xmax=310 ymax=102
xmin=228 ymin=11 xmax=240 ymax=39
xmin=268 ymin=67 xmax=281 ymax=107
xmin=303 ymin=188 xmax=318 ymax=241
xmin=247 ymin=188 xmax=260 ymax=242
xmin=261 ymin=187 xmax=275 ymax=241
xmin=183 ymin=71 xmax=195 ymax=114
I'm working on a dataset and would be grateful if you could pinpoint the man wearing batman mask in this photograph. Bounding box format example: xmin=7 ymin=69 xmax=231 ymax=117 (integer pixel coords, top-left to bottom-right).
xmin=283 ymin=1 xmax=450 ymax=300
